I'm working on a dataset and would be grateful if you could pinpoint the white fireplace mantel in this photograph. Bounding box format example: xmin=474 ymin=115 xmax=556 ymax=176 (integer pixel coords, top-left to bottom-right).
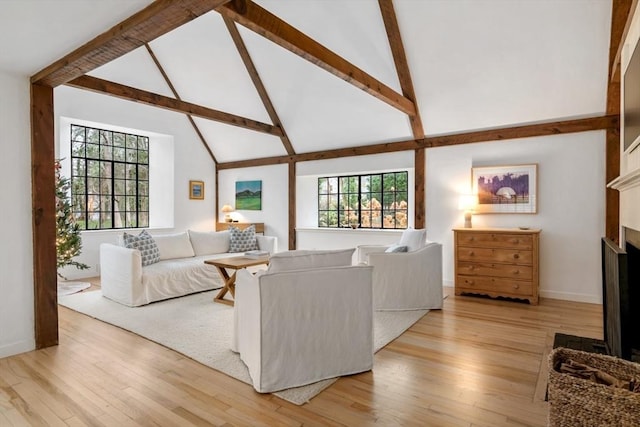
xmin=607 ymin=168 xmax=640 ymax=192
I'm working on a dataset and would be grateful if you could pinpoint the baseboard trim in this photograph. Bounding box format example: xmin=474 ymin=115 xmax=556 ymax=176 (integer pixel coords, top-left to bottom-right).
xmin=539 ymin=289 xmax=601 ymax=304
xmin=0 ymin=339 xmax=35 ymax=359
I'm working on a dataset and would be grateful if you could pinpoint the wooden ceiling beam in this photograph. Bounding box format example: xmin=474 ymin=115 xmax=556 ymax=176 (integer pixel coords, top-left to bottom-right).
xmin=223 ymin=17 xmax=295 ymax=155
xmin=66 ymin=75 xmax=283 ymax=137
xmin=217 ymin=0 xmax=416 ymax=116
xmin=145 ymin=44 xmax=218 ymax=164
xmin=610 ymin=0 xmax=637 ymax=83
xmin=379 ymin=0 xmax=424 ymax=138
xmin=32 ymin=0 xmax=231 ymax=87
xmin=217 ymin=114 xmax=619 ymax=170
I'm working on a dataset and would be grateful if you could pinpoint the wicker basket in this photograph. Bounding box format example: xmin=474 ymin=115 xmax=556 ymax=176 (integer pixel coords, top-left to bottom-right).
xmin=547 ymin=347 xmax=640 ymax=426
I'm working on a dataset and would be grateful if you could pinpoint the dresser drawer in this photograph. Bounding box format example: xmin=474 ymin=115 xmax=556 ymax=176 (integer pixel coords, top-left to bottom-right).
xmin=456 ymin=232 xmax=533 ymax=250
xmin=457 ymin=246 xmax=533 ymax=265
xmin=457 ymin=261 xmax=533 ymax=280
xmin=456 ymin=275 xmax=533 ymax=296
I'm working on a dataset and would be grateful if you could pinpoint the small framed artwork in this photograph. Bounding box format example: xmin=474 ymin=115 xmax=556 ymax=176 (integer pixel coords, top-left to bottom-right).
xmin=189 ymin=180 xmax=205 ymax=200
xmin=235 ymin=180 xmax=262 ymax=210
xmin=472 ymin=164 xmax=537 ymax=214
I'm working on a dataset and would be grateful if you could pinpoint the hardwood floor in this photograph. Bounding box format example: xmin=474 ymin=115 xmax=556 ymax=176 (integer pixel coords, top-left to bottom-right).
xmin=0 ymin=288 xmax=602 ymax=426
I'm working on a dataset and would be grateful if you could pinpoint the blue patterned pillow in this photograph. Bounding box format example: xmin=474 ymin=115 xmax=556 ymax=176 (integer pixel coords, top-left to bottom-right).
xmin=123 ymin=230 xmax=160 ymax=266
xmin=229 ymin=225 xmax=258 ymax=252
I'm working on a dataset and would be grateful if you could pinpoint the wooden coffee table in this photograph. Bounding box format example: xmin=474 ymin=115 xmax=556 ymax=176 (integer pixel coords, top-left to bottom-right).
xmin=205 ymin=255 xmax=269 ymax=306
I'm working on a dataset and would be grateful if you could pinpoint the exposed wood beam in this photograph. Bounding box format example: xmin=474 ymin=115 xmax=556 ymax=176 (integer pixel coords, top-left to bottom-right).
xmin=32 ymin=0 xmax=232 ymax=87
xmin=144 ymin=44 xmax=217 ymax=164
xmin=223 ymin=17 xmax=295 ymax=156
xmin=414 ymin=148 xmax=425 ymax=229
xmin=31 ymin=83 xmax=58 ymax=349
xmin=66 ymin=75 xmax=283 ymax=137
xmin=379 ymin=0 xmax=424 ymax=138
xmin=217 ymin=115 xmax=619 ymax=170
xmin=610 ymin=0 xmax=637 ymax=83
xmin=289 ymin=161 xmax=297 ymax=250
xmin=217 ymin=0 xmax=416 ymax=116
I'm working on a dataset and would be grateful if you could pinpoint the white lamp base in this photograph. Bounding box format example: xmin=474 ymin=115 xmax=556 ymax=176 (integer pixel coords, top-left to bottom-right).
xmin=464 ymin=211 xmax=473 ymax=228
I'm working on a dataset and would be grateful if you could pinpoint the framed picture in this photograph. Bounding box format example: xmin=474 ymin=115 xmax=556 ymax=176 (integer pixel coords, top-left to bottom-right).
xmin=235 ymin=180 xmax=262 ymax=210
xmin=472 ymin=164 xmax=537 ymax=214
xmin=189 ymin=180 xmax=204 ymax=200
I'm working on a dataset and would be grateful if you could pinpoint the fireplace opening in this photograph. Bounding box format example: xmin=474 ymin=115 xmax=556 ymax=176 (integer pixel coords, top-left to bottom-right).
xmin=601 ymin=227 xmax=640 ymax=362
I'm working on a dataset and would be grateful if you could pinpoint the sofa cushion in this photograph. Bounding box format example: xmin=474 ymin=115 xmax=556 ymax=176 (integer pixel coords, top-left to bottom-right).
xmin=267 ymin=248 xmax=355 ymax=273
xmin=152 ymin=232 xmax=195 ymax=260
xmin=229 ymin=225 xmax=258 ymax=252
xmin=122 ymin=230 xmax=160 ymax=266
xmin=399 ymin=228 xmax=426 ymax=252
xmin=189 ymin=230 xmax=230 ymax=255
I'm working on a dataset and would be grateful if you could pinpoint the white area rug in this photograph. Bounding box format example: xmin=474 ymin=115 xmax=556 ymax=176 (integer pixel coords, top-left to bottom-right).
xmin=58 ymin=290 xmax=428 ymax=405
xmin=57 ymin=281 xmax=91 ymax=296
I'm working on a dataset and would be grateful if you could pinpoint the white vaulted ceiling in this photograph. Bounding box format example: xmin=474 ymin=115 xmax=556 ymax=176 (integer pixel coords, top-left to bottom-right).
xmin=0 ymin=0 xmax=613 ymax=163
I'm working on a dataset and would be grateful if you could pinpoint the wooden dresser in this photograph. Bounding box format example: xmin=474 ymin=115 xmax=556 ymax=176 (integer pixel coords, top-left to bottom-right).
xmin=453 ymin=228 xmax=540 ymax=305
xmin=216 ymin=222 xmax=264 ymax=234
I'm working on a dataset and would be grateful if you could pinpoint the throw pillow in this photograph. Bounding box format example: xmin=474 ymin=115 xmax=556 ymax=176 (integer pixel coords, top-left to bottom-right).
xmin=385 ymin=244 xmax=408 ymax=253
xmin=398 ymin=228 xmax=427 ymax=252
xmin=229 ymin=225 xmax=258 ymax=252
xmin=122 ymin=230 xmax=160 ymax=266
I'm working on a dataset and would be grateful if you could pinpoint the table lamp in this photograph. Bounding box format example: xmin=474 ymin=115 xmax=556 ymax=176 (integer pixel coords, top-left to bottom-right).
xmin=458 ymin=194 xmax=478 ymax=228
xmin=222 ymin=204 xmax=234 ymax=222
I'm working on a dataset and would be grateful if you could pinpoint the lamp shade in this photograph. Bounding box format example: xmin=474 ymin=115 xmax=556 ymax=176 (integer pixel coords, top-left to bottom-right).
xmin=458 ymin=194 xmax=478 ymax=211
xmin=222 ymin=204 xmax=234 ymax=213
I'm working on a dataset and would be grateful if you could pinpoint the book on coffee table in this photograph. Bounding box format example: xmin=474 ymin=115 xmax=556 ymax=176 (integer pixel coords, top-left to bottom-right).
xmin=244 ymin=250 xmax=269 ymax=258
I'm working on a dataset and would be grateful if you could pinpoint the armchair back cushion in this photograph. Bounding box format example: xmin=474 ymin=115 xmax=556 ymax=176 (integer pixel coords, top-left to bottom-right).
xmin=398 ymin=228 xmax=427 ymax=252
xmin=267 ymin=248 xmax=355 ymax=273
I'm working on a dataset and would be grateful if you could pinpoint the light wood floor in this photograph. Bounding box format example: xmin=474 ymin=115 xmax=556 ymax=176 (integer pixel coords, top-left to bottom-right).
xmin=1 ymin=288 xmax=602 ymax=426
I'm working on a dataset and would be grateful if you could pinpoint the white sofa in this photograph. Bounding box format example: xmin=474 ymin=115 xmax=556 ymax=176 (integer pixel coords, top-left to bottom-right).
xmin=232 ymin=248 xmax=374 ymax=393
xmin=100 ymin=230 xmax=277 ymax=307
xmin=357 ymin=230 xmax=443 ymax=311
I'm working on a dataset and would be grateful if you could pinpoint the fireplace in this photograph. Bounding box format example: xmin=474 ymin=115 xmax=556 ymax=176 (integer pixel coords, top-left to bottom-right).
xmin=601 ymin=227 xmax=640 ymax=361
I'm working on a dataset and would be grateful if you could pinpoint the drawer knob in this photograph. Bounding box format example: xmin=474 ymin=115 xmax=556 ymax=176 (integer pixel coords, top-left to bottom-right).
xmin=513 ymin=270 xmax=520 ymax=275
xmin=513 ymin=254 xmax=520 ymax=259
xmin=469 ymin=251 xmax=475 ymax=256
xmin=510 ymin=238 xmax=520 ymax=244
xmin=466 ymin=280 xmax=474 ymax=285
xmin=513 ymin=284 xmax=520 ymax=289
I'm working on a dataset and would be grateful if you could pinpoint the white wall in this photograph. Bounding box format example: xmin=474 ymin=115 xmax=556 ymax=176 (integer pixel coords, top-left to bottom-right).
xmin=426 ymin=131 xmax=606 ymax=303
xmin=0 ymin=71 xmax=34 ymax=357
xmin=218 ymin=164 xmax=288 ymax=252
xmin=54 ymin=86 xmax=217 ymax=279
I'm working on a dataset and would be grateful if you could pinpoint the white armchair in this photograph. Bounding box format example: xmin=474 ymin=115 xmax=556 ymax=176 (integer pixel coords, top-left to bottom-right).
xmin=232 ymin=249 xmax=374 ymax=393
xmin=357 ymin=241 xmax=443 ymax=311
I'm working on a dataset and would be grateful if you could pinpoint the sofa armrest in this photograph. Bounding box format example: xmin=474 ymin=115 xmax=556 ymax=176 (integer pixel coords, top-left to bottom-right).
xmin=99 ymin=243 xmax=143 ymax=306
xmin=256 ymin=235 xmax=277 ymax=254
xmin=355 ymin=244 xmax=390 ymax=264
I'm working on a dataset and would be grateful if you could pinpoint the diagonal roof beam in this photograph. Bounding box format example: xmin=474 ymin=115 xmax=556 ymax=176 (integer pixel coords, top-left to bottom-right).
xmin=378 ymin=0 xmax=424 ymax=138
xmin=66 ymin=75 xmax=284 ymax=137
xmin=217 ymin=0 xmax=416 ymax=116
xmin=144 ymin=43 xmax=218 ymax=164
xmin=223 ymin=17 xmax=296 ymax=155
xmin=32 ymin=0 xmax=232 ymax=87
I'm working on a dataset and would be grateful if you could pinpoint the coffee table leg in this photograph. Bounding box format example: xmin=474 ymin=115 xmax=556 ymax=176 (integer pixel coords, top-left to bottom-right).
xmin=214 ymin=267 xmax=236 ymax=306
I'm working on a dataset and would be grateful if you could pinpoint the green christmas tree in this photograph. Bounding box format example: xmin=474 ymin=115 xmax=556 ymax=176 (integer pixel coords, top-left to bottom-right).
xmin=55 ymin=160 xmax=89 ymax=279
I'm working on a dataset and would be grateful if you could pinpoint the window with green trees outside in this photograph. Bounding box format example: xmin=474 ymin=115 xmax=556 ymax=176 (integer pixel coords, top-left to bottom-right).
xmin=70 ymin=124 xmax=149 ymax=230
xmin=317 ymin=171 xmax=408 ymax=229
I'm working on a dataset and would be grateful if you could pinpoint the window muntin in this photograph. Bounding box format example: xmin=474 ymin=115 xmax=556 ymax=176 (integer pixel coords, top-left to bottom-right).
xmin=70 ymin=124 xmax=149 ymax=230
xmin=318 ymin=171 xmax=408 ymax=229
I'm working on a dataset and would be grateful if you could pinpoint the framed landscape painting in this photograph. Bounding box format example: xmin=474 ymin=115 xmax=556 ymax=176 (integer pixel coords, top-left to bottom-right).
xmin=235 ymin=180 xmax=262 ymax=210
xmin=472 ymin=164 xmax=537 ymax=214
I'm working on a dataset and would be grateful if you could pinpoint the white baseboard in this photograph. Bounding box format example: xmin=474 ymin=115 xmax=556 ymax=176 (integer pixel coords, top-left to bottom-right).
xmin=0 ymin=339 xmax=35 ymax=359
xmin=539 ymin=289 xmax=602 ymax=304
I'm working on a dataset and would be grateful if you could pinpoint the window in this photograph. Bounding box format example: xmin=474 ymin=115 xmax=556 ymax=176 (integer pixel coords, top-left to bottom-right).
xmin=70 ymin=124 xmax=149 ymax=230
xmin=318 ymin=171 xmax=408 ymax=229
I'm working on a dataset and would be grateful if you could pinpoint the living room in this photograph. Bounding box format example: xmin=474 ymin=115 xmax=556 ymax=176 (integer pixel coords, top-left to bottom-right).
xmin=1 ymin=0 xmax=638 ymax=425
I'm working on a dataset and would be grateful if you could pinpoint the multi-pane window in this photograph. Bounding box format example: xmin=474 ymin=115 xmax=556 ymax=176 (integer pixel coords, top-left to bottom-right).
xmin=70 ymin=124 xmax=149 ymax=230
xmin=318 ymin=171 xmax=408 ymax=229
